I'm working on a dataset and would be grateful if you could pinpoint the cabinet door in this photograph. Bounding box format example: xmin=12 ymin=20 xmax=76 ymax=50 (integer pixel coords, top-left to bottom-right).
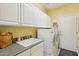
xmin=41 ymin=12 xmax=51 ymax=28
xmin=33 ymin=7 xmax=41 ymax=27
xmin=0 ymin=3 xmax=19 ymax=22
xmin=31 ymin=48 xmax=43 ymax=56
xmin=21 ymin=4 xmax=34 ymax=26
xmin=33 ymin=6 xmax=51 ymax=28
xmin=31 ymin=42 xmax=44 ymax=56
xmin=17 ymin=49 xmax=30 ymax=56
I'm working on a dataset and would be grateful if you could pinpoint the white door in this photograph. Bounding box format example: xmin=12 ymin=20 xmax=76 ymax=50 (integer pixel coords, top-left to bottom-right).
xmin=58 ymin=14 xmax=78 ymax=52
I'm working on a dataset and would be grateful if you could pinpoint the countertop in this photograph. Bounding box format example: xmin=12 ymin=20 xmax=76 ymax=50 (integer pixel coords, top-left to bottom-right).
xmin=0 ymin=38 xmax=43 ymax=56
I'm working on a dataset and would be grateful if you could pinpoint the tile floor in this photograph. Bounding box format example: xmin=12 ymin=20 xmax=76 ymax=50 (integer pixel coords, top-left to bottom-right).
xmin=59 ymin=48 xmax=78 ymax=56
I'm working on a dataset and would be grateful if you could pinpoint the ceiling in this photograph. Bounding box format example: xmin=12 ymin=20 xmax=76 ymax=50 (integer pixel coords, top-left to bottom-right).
xmin=41 ymin=3 xmax=65 ymax=9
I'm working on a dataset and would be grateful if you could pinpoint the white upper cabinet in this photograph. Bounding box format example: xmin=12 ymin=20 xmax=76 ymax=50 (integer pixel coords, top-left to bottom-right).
xmin=39 ymin=12 xmax=51 ymax=28
xmin=21 ymin=3 xmax=51 ymax=28
xmin=0 ymin=3 xmax=20 ymax=25
xmin=0 ymin=3 xmax=51 ymax=27
xmin=20 ymin=4 xmax=35 ymax=27
xmin=32 ymin=7 xmax=41 ymax=27
xmin=32 ymin=5 xmax=51 ymax=28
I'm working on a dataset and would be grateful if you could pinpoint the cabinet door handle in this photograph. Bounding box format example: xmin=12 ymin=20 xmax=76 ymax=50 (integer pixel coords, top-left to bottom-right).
xmin=76 ymin=32 xmax=78 ymax=34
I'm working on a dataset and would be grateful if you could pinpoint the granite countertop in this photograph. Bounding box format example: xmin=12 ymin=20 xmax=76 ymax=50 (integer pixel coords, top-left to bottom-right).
xmin=0 ymin=39 xmax=43 ymax=56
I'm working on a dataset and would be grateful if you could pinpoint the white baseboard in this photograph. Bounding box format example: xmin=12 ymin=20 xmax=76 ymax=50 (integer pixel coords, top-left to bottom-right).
xmin=76 ymin=49 xmax=79 ymax=56
xmin=57 ymin=49 xmax=60 ymax=56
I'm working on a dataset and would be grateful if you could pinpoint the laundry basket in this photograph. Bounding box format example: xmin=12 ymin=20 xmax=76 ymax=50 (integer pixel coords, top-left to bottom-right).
xmin=0 ymin=32 xmax=13 ymax=48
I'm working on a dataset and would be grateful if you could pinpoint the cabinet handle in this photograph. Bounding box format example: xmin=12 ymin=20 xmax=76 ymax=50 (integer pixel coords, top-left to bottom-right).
xmin=76 ymin=32 xmax=78 ymax=34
